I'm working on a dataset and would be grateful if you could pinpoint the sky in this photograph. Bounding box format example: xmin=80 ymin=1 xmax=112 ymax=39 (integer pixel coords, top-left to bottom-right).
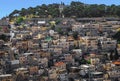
xmin=1 ymin=0 xmax=120 ymax=19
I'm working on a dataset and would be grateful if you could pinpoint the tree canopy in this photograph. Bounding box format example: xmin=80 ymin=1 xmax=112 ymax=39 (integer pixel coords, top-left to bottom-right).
xmin=8 ymin=1 xmax=120 ymax=19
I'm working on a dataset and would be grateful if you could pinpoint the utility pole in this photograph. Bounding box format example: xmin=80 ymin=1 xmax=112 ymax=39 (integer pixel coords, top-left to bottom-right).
xmin=89 ymin=21 xmax=92 ymax=37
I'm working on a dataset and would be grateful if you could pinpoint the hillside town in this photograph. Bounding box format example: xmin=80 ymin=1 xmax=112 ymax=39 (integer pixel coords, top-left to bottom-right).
xmin=0 ymin=17 xmax=119 ymax=81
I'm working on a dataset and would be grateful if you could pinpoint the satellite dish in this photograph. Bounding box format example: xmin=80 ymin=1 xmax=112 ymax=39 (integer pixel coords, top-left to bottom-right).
xmin=49 ymin=30 xmax=54 ymax=36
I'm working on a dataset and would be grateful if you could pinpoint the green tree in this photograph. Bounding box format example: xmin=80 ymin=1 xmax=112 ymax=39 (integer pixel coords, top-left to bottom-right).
xmin=73 ymin=31 xmax=78 ymax=40
xmin=57 ymin=28 xmax=63 ymax=35
xmin=48 ymin=4 xmax=59 ymax=17
xmin=19 ymin=8 xmax=28 ymax=16
xmin=9 ymin=9 xmax=20 ymax=17
xmin=0 ymin=34 xmax=9 ymax=41
xmin=16 ymin=17 xmax=24 ymax=24
xmin=113 ymin=30 xmax=120 ymax=42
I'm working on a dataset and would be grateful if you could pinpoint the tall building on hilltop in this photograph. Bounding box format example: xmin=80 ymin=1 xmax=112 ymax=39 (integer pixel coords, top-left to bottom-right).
xmin=59 ymin=2 xmax=64 ymax=18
